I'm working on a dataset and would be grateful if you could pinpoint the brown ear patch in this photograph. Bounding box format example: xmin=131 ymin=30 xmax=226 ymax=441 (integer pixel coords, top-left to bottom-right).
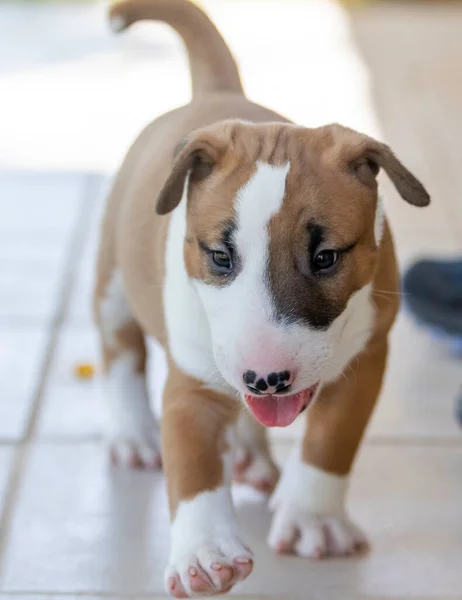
xmin=351 ymin=157 xmax=380 ymax=189
xmin=156 ymin=138 xmax=220 ymax=216
xmin=350 ymin=139 xmax=430 ymax=208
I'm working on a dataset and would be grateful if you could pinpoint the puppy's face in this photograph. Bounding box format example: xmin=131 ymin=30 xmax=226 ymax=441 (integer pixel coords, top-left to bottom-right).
xmin=158 ymin=121 xmax=429 ymax=427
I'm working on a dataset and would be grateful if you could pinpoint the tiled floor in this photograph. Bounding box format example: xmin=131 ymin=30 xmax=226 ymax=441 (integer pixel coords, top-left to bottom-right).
xmin=1 ymin=1 xmax=462 ymax=598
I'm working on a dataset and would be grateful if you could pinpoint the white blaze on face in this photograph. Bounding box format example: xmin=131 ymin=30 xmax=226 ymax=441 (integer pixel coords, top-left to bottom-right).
xmin=234 ymin=161 xmax=290 ymax=263
xmin=195 ymin=161 xmax=292 ymax=384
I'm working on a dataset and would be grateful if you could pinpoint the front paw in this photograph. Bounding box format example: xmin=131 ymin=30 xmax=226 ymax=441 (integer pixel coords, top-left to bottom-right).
xmin=165 ymin=535 xmax=253 ymax=597
xmin=233 ymin=446 xmax=279 ymax=494
xmin=267 ymin=446 xmax=367 ymax=558
xmin=268 ymin=504 xmax=367 ymax=558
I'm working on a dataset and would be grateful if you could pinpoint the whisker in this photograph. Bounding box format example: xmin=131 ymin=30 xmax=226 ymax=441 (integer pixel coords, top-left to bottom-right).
xmin=372 ymin=292 xmax=403 ymax=306
xmin=344 ymin=362 xmax=357 ymax=383
xmin=373 ymin=288 xmax=408 ymax=297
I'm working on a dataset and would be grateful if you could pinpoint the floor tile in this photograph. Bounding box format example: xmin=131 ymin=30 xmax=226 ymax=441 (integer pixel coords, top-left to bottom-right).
xmin=0 ymin=327 xmax=48 ymax=440
xmin=36 ymin=328 xmax=104 ymax=439
xmin=368 ymin=313 xmax=462 ymax=440
xmin=1 ymin=442 xmax=461 ymax=596
xmin=65 ymin=180 xmax=109 ymax=326
xmin=0 ymin=260 xmax=65 ymax=325
xmin=0 ymin=231 xmax=67 ymax=264
xmin=37 ymin=329 xmax=166 ymax=439
xmin=0 ymin=171 xmax=85 ymax=323
xmin=0 ymin=171 xmax=85 ymax=237
xmin=0 ymin=442 xmax=169 ymax=593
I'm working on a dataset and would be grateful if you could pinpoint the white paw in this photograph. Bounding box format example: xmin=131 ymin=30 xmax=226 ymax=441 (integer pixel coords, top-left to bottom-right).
xmin=104 ymin=353 xmax=162 ymax=469
xmin=233 ymin=446 xmax=279 ymax=493
xmin=106 ymin=393 xmax=162 ymax=469
xmin=166 ymin=487 xmax=253 ymax=597
xmin=107 ymin=402 xmax=161 ymax=469
xmin=268 ymin=507 xmax=367 ymax=558
xmin=267 ymin=442 xmax=367 ymax=558
xmin=165 ymin=535 xmax=253 ymax=597
xmin=109 ymin=433 xmax=161 ymax=469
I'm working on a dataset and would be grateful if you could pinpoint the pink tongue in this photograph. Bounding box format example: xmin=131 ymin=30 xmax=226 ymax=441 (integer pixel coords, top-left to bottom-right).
xmin=245 ymin=391 xmax=308 ymax=427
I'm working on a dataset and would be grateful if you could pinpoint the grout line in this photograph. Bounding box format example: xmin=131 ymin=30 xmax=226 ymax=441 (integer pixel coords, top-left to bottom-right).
xmin=1 ymin=594 xmax=462 ymax=600
xmin=270 ymin=435 xmax=462 ymax=447
xmin=363 ymin=435 xmax=462 ymax=447
xmin=0 ymin=440 xmax=26 ymax=447
xmin=0 ymin=173 xmax=104 ymax=574
xmin=0 ymin=319 xmax=53 ymax=329
xmin=2 ymin=434 xmax=462 ymax=447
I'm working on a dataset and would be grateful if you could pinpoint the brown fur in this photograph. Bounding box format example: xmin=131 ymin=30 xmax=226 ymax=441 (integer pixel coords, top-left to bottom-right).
xmin=162 ymin=361 xmax=240 ymax=515
xmin=302 ymin=224 xmax=399 ymax=475
xmin=94 ymin=0 xmax=429 ymax=524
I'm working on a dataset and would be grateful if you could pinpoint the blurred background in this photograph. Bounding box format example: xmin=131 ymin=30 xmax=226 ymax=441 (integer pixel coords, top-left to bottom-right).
xmin=1 ymin=0 xmax=462 ymax=598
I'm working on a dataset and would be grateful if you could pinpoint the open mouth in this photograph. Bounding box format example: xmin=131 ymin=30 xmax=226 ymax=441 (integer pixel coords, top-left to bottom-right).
xmin=244 ymin=383 xmax=319 ymax=427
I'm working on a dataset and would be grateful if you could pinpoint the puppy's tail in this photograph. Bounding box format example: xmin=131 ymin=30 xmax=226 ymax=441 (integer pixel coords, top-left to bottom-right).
xmin=108 ymin=0 xmax=244 ymax=98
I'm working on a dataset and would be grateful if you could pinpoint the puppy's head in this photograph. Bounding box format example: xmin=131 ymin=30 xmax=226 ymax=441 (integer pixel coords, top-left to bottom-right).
xmin=158 ymin=121 xmax=429 ymax=427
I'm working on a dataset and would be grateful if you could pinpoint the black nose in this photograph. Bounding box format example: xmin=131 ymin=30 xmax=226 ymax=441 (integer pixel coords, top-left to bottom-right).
xmin=243 ymin=370 xmax=293 ymax=395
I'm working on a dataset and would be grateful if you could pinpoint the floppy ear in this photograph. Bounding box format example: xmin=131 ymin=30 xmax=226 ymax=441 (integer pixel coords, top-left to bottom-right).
xmin=156 ymin=136 xmax=220 ymax=216
xmin=350 ymin=140 xmax=430 ymax=207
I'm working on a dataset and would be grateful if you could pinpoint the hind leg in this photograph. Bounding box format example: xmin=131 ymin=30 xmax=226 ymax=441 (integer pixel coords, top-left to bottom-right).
xmin=95 ymin=270 xmax=161 ymax=469
xmin=233 ymin=409 xmax=279 ymax=494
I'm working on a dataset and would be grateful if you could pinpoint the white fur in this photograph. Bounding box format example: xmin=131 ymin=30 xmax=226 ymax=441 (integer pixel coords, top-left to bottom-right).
xmin=99 ymin=270 xmax=132 ymax=347
xmin=165 ymin=487 xmax=252 ymax=595
xmin=235 ymin=161 xmax=290 ymax=255
xmin=163 ymin=177 xmax=233 ymax=395
xmin=321 ymin=282 xmax=375 ymax=384
xmin=268 ymin=442 xmax=365 ymax=557
xmin=374 ymin=194 xmax=385 ymax=246
xmin=195 ymin=162 xmax=293 ymax=388
xmin=104 ymin=351 xmax=160 ymax=467
xmin=165 ymin=428 xmax=252 ymax=595
xmin=270 ymin=442 xmax=347 ymax=516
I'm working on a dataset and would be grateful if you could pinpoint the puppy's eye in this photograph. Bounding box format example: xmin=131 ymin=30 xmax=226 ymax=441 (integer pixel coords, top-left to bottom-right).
xmin=212 ymin=250 xmax=232 ymax=271
xmin=312 ymin=249 xmax=338 ymax=272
